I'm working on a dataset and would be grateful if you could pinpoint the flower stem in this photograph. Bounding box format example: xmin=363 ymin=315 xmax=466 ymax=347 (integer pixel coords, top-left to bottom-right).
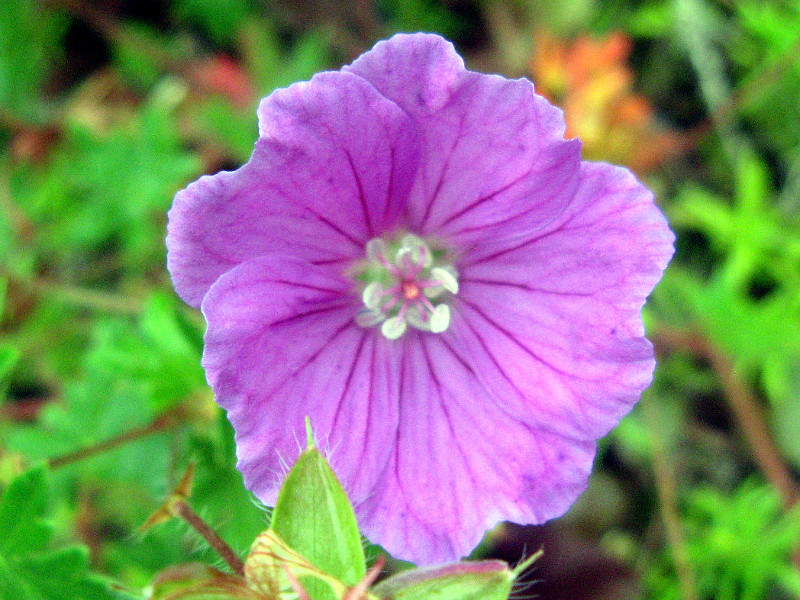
xmin=173 ymin=499 xmax=245 ymax=576
xmin=676 ymin=33 xmax=800 ymax=156
xmin=641 ymin=394 xmax=699 ymax=600
xmin=48 ymin=406 xmax=183 ymax=470
xmin=26 ymin=276 xmax=144 ymax=314
xmin=653 ymin=327 xmax=800 ymax=509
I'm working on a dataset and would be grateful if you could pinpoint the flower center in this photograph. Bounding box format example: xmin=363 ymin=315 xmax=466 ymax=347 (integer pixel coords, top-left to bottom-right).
xmin=402 ymin=280 xmax=420 ymax=300
xmin=354 ymin=234 xmax=459 ymax=340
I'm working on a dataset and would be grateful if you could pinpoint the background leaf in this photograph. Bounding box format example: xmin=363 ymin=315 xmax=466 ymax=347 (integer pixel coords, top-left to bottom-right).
xmin=0 ymin=466 xmax=125 ymax=600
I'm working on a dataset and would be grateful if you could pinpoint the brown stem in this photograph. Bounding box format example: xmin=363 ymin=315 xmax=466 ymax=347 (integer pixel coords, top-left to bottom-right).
xmin=706 ymin=346 xmax=800 ymax=508
xmin=2 ymin=263 xmax=144 ymax=315
xmin=174 ymin=500 xmax=245 ymax=576
xmin=48 ymin=407 xmax=182 ymax=470
xmin=676 ymin=34 xmax=800 ymax=155
xmin=641 ymin=394 xmax=699 ymax=600
xmin=23 ymin=276 xmax=144 ymax=314
xmin=653 ymin=328 xmax=800 ymax=509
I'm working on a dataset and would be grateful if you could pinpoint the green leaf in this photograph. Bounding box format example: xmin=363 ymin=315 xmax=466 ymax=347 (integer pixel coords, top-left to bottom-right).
xmin=172 ymin=0 xmax=251 ymax=46
xmin=371 ymin=560 xmax=517 ymax=600
xmin=190 ymin=97 xmax=258 ymax=164
xmin=0 ymin=344 xmax=20 ymax=385
xmin=111 ymin=22 xmax=170 ymax=90
xmin=86 ymin=292 xmax=205 ymax=412
xmin=239 ymin=21 xmax=330 ymax=96
xmin=682 ymin=481 xmax=800 ymax=600
xmin=379 ymin=0 xmax=468 ymax=40
xmin=0 ymin=466 xmax=121 ymax=600
xmin=0 ymin=466 xmax=50 ymax=558
xmin=269 ymin=438 xmax=365 ymax=600
xmin=0 ymin=0 xmax=66 ymax=123
xmin=10 ymin=81 xmax=201 ymax=275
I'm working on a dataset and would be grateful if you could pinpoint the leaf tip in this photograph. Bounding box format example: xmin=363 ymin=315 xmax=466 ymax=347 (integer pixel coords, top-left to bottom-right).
xmin=304 ymin=416 xmax=315 ymax=451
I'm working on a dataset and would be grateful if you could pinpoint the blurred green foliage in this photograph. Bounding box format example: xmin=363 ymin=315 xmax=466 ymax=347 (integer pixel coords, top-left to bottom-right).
xmin=0 ymin=0 xmax=799 ymax=599
xmin=0 ymin=0 xmax=66 ymax=124
xmin=644 ymin=482 xmax=800 ymax=600
xmin=0 ymin=466 xmax=134 ymax=599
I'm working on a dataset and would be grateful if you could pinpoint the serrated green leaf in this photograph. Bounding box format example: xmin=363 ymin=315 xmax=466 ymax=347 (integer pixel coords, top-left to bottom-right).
xmin=13 ymin=546 xmax=112 ymax=600
xmin=110 ymin=22 xmax=169 ymax=90
xmin=10 ymin=84 xmax=201 ymax=275
xmin=371 ymin=560 xmax=515 ymax=600
xmin=87 ymin=292 xmax=205 ymax=412
xmin=239 ymin=21 xmax=330 ymax=96
xmin=270 ymin=443 xmax=365 ymax=600
xmin=0 ymin=466 xmax=50 ymax=557
xmin=0 ymin=467 xmax=121 ymax=600
xmin=190 ymin=97 xmax=258 ymax=163
xmin=679 ymin=481 xmax=800 ymax=600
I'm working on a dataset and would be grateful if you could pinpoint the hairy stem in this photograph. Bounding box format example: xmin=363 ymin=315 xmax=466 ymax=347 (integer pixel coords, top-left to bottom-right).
xmin=174 ymin=500 xmax=245 ymax=576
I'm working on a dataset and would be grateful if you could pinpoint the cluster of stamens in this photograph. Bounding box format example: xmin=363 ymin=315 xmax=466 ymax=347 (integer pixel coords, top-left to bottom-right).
xmin=355 ymin=234 xmax=459 ymax=339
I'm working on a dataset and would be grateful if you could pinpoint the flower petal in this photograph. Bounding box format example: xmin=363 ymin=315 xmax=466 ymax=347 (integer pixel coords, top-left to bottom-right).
xmin=453 ymin=162 xmax=675 ymax=440
xmin=256 ymin=70 xmax=421 ymax=239
xmin=356 ymin=335 xmax=596 ymax=565
xmin=200 ymin=254 xmax=400 ymax=505
xmin=167 ymin=70 xmax=419 ymax=307
xmin=345 ymin=33 xmax=581 ymax=247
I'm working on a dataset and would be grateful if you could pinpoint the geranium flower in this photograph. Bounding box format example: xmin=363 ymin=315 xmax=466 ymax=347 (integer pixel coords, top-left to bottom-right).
xmin=167 ymin=33 xmax=674 ymax=566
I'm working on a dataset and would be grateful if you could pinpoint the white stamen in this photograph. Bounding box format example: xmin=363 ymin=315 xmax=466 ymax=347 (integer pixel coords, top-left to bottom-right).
xmin=381 ymin=316 xmax=407 ymax=339
xmin=405 ymin=305 xmax=428 ymax=330
xmin=399 ymin=233 xmax=425 ymax=247
xmin=422 ymin=284 xmax=445 ymax=299
xmin=395 ymin=247 xmax=413 ymax=269
xmin=356 ymin=308 xmax=385 ymax=327
xmin=430 ymin=267 xmax=459 ymax=294
xmin=399 ymin=234 xmax=432 ymax=268
xmin=428 ymin=304 xmax=451 ymax=333
xmin=362 ymin=282 xmax=384 ymax=309
xmin=366 ymin=238 xmax=388 ymax=263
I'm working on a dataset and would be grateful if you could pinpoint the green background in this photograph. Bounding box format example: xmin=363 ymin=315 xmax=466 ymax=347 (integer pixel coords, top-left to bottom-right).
xmin=1 ymin=0 xmax=799 ymax=598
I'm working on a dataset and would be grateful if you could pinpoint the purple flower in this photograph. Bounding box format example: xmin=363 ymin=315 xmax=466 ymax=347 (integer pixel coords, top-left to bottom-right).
xmin=166 ymin=33 xmax=674 ymax=565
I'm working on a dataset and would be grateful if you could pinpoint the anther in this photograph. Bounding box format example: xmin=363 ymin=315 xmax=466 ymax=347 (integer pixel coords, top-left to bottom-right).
xmin=381 ymin=316 xmax=407 ymax=340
